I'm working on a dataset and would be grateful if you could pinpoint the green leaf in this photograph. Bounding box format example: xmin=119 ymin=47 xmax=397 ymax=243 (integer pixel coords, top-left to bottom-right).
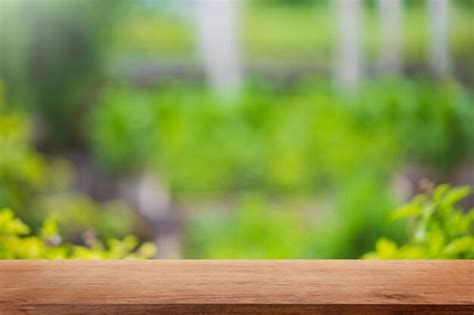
xmin=442 ymin=236 xmax=473 ymax=256
xmin=40 ymin=216 xmax=59 ymax=239
xmin=0 ymin=209 xmax=30 ymax=236
xmin=391 ymin=202 xmax=421 ymax=220
xmin=365 ymin=185 xmax=474 ymax=259
xmin=375 ymin=238 xmax=398 ymax=256
xmin=433 ymin=184 xmax=450 ymax=202
xmin=441 ymin=186 xmax=472 ymax=209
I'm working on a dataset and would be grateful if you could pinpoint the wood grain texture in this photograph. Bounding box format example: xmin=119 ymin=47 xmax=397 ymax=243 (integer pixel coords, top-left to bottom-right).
xmin=0 ymin=260 xmax=472 ymax=314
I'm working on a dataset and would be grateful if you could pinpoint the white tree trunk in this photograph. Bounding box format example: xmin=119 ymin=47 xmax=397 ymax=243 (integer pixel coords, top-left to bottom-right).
xmin=194 ymin=0 xmax=242 ymax=97
xmin=428 ymin=0 xmax=450 ymax=76
xmin=378 ymin=0 xmax=402 ymax=75
xmin=334 ymin=0 xmax=362 ymax=91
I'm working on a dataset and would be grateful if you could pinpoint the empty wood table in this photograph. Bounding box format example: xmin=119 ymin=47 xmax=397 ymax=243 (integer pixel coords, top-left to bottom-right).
xmin=0 ymin=260 xmax=472 ymax=314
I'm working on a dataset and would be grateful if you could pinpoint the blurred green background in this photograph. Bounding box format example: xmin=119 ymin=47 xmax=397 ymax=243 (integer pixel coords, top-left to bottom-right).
xmin=0 ymin=0 xmax=473 ymax=259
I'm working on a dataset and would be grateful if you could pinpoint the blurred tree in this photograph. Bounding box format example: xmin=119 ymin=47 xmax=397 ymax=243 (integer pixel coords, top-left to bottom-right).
xmin=0 ymin=0 xmax=123 ymax=149
xmin=428 ymin=0 xmax=451 ymax=76
xmin=194 ymin=0 xmax=243 ymax=97
xmin=334 ymin=0 xmax=363 ymax=90
xmin=378 ymin=0 xmax=402 ymax=75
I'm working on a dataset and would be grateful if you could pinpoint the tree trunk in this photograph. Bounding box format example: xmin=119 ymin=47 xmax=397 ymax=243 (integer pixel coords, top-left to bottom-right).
xmin=334 ymin=0 xmax=362 ymax=91
xmin=378 ymin=0 xmax=402 ymax=75
xmin=428 ymin=0 xmax=450 ymax=76
xmin=194 ymin=0 xmax=242 ymax=97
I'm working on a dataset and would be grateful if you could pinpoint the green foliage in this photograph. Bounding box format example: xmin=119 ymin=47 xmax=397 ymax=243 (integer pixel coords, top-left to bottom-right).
xmin=91 ymin=80 xmax=473 ymax=192
xmin=356 ymin=80 xmax=474 ymax=170
xmin=310 ymin=177 xmax=404 ymax=258
xmin=0 ymin=89 xmax=49 ymax=222
xmin=185 ymin=195 xmax=311 ymax=259
xmin=364 ymin=185 xmax=474 ymax=259
xmin=89 ymin=87 xmax=155 ymax=172
xmin=0 ymin=87 xmax=140 ymax=241
xmin=91 ymin=84 xmax=402 ymax=192
xmin=2 ymin=0 xmax=472 ymax=261
xmin=91 ymin=80 xmax=473 ymax=259
xmin=0 ymin=208 xmax=155 ymax=259
xmin=184 ymin=180 xmax=402 ymax=259
xmin=0 ymin=0 xmax=124 ymax=148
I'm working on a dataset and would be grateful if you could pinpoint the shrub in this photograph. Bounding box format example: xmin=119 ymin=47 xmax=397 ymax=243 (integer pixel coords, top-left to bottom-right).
xmin=0 ymin=208 xmax=156 ymax=259
xmin=0 ymin=86 xmax=140 ymax=241
xmin=364 ymin=184 xmax=474 ymax=259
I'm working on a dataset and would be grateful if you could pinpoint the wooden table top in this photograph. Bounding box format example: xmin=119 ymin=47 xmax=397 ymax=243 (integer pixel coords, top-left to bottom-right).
xmin=0 ymin=260 xmax=472 ymax=314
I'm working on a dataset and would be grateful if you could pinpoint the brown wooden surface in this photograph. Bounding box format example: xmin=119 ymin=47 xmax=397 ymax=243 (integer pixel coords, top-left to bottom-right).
xmin=0 ymin=260 xmax=472 ymax=314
